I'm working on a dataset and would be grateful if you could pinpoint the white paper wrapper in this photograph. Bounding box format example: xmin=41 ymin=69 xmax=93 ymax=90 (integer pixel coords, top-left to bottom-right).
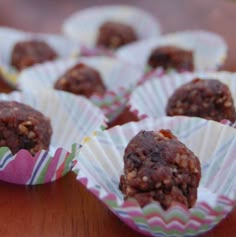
xmin=62 ymin=5 xmax=161 ymax=48
xmin=18 ymin=56 xmax=143 ymax=122
xmin=129 ymin=71 xmax=236 ymax=119
xmin=73 ymin=116 xmax=236 ymax=237
xmin=0 ymin=27 xmax=80 ymax=87
xmin=0 ymin=90 xmax=107 ymax=185
xmin=116 ymin=30 xmax=227 ymax=73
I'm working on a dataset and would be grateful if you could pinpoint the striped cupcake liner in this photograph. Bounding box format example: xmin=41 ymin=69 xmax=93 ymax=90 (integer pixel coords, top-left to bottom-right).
xmin=62 ymin=5 xmax=161 ymax=48
xmin=128 ymin=71 xmax=236 ymax=120
xmin=18 ymin=56 xmax=143 ymax=122
xmin=116 ymin=30 xmax=227 ymax=73
xmin=0 ymin=90 xmax=107 ymax=185
xmin=0 ymin=27 xmax=80 ymax=87
xmin=73 ymin=116 xmax=236 ymax=237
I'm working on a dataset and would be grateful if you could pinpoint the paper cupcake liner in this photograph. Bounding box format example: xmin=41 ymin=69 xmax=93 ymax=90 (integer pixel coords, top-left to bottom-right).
xmin=73 ymin=116 xmax=236 ymax=237
xmin=0 ymin=27 xmax=81 ymax=87
xmin=62 ymin=5 xmax=161 ymax=48
xmin=18 ymin=56 xmax=143 ymax=122
xmin=116 ymin=30 xmax=228 ymax=73
xmin=128 ymin=71 xmax=236 ymax=120
xmin=0 ymin=90 xmax=107 ymax=185
xmin=80 ymin=45 xmax=115 ymax=57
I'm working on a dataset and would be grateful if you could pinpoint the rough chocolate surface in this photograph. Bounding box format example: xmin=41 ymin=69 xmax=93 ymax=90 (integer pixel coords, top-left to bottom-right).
xmin=11 ymin=40 xmax=58 ymax=70
xmin=54 ymin=63 xmax=106 ymax=98
xmin=96 ymin=21 xmax=137 ymax=50
xmin=119 ymin=130 xmax=201 ymax=209
xmin=0 ymin=101 xmax=52 ymax=155
xmin=166 ymin=78 xmax=236 ymax=122
xmin=147 ymin=46 xmax=194 ymax=71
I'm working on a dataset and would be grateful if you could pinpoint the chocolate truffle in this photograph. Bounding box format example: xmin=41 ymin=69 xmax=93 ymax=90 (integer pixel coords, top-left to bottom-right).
xmin=54 ymin=63 xmax=106 ymax=98
xmin=166 ymin=78 xmax=236 ymax=122
xmin=96 ymin=21 xmax=137 ymax=49
xmin=147 ymin=46 xmax=194 ymax=71
xmin=0 ymin=101 xmax=52 ymax=155
xmin=119 ymin=130 xmax=201 ymax=209
xmin=11 ymin=40 xmax=58 ymax=70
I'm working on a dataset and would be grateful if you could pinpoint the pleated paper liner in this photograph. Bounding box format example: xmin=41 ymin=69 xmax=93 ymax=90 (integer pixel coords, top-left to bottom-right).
xmin=116 ymin=30 xmax=227 ymax=73
xmin=0 ymin=90 xmax=107 ymax=185
xmin=128 ymin=71 xmax=236 ymax=120
xmin=62 ymin=5 xmax=161 ymax=48
xmin=18 ymin=56 xmax=143 ymax=122
xmin=0 ymin=27 xmax=80 ymax=88
xmin=73 ymin=116 xmax=236 ymax=237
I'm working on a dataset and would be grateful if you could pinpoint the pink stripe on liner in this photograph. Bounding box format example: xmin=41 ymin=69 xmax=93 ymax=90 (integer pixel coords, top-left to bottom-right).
xmin=197 ymin=202 xmax=228 ymax=216
xmin=0 ymin=150 xmax=37 ymax=184
xmin=102 ymin=193 xmax=118 ymax=202
xmin=91 ymin=188 xmax=100 ymax=197
xmin=55 ymin=150 xmax=70 ymax=180
xmin=147 ymin=218 xmax=210 ymax=230
xmin=219 ymin=195 xmax=236 ymax=205
xmin=148 ymin=221 xmax=197 ymax=232
xmin=144 ymin=206 xmax=189 ymax=222
xmin=79 ymin=177 xmax=89 ymax=186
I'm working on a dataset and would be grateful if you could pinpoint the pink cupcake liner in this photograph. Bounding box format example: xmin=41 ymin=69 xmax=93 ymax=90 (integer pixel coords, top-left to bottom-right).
xmin=0 ymin=90 xmax=107 ymax=185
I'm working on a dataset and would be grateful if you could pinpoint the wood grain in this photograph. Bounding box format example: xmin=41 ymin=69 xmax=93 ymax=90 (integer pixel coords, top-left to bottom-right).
xmin=0 ymin=0 xmax=235 ymax=236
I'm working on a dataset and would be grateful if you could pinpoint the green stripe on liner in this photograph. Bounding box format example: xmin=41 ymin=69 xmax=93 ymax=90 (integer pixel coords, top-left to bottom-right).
xmin=73 ymin=168 xmax=79 ymax=175
xmin=133 ymin=217 xmax=148 ymax=223
xmin=215 ymin=206 xmax=224 ymax=212
xmin=100 ymin=125 xmax=106 ymax=131
xmin=104 ymin=199 xmax=118 ymax=207
xmin=192 ymin=212 xmax=205 ymax=219
xmin=63 ymin=144 xmax=77 ymax=176
xmin=95 ymin=101 xmax=114 ymax=106
xmin=0 ymin=147 xmax=10 ymax=160
xmin=36 ymin=158 xmax=51 ymax=184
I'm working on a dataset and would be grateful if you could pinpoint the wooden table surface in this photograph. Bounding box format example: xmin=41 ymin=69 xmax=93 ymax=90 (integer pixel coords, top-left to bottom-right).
xmin=0 ymin=0 xmax=236 ymax=236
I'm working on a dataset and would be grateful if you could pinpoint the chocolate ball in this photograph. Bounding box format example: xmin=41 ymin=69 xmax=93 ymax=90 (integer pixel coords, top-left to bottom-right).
xmin=166 ymin=78 xmax=236 ymax=122
xmin=11 ymin=40 xmax=58 ymax=70
xmin=119 ymin=130 xmax=201 ymax=209
xmin=96 ymin=21 xmax=137 ymax=50
xmin=147 ymin=46 xmax=194 ymax=71
xmin=0 ymin=101 xmax=52 ymax=155
xmin=54 ymin=63 xmax=106 ymax=98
